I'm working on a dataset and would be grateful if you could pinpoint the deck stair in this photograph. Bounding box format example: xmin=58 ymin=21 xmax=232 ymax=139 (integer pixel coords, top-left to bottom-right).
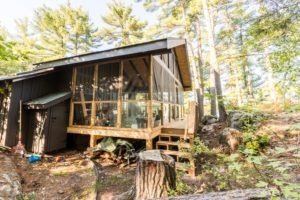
xmin=154 ymin=102 xmax=199 ymax=176
xmin=155 ymin=129 xmax=195 ymax=176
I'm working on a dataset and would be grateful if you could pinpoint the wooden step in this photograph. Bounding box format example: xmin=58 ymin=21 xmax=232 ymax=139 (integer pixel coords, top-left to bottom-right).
xmin=156 ymin=141 xmax=191 ymax=149
xmin=161 ymin=150 xmax=191 ymax=158
xmin=158 ymin=134 xmax=191 ymax=144
xmin=162 ymin=128 xmax=185 ymax=135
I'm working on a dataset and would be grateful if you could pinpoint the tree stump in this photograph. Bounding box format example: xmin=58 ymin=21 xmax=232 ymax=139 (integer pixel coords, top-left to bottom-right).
xmin=135 ymin=150 xmax=176 ymax=200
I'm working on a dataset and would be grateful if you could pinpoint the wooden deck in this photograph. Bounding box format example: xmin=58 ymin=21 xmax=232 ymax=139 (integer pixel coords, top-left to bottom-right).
xmin=164 ymin=118 xmax=187 ymax=129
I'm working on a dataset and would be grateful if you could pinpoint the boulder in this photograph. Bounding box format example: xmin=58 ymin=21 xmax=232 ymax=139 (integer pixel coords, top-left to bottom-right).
xmin=219 ymin=128 xmax=243 ymax=152
xmin=201 ymin=115 xmax=218 ymax=125
xmin=0 ymin=154 xmax=22 ymax=199
xmin=201 ymin=123 xmax=223 ymax=134
xmin=227 ymin=111 xmax=254 ymax=130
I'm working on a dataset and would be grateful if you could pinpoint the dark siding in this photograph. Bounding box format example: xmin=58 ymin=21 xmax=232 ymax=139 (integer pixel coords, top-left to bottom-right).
xmin=46 ymin=101 xmax=68 ymax=152
xmin=5 ymin=68 xmax=72 ymax=147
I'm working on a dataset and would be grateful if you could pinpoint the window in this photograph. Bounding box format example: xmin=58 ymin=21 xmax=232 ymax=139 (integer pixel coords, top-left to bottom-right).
xmin=73 ymin=103 xmax=92 ymax=125
xmin=152 ymin=103 xmax=162 ymax=127
xmin=96 ymin=62 xmax=120 ymax=101
xmin=122 ymin=102 xmax=148 ymax=128
xmin=95 ymin=103 xmax=117 ymax=127
xmin=153 ymin=58 xmax=163 ymax=101
xmin=163 ymin=71 xmax=170 ymax=102
xmin=163 ymin=104 xmax=170 ymax=124
xmin=74 ymin=65 xmax=94 ymax=101
xmin=122 ymin=57 xmax=149 ymax=100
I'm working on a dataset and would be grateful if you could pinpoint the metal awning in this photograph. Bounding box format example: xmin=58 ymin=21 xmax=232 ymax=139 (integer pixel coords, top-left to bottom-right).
xmin=24 ymin=92 xmax=71 ymax=110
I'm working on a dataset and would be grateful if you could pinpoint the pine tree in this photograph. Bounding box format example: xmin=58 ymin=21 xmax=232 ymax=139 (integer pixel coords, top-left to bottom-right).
xmin=0 ymin=26 xmax=27 ymax=75
xmin=32 ymin=3 xmax=98 ymax=61
xmin=98 ymin=0 xmax=147 ymax=47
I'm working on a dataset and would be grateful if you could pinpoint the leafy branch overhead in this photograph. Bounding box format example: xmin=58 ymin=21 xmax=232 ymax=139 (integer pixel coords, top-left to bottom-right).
xmin=98 ymin=0 xmax=147 ymax=47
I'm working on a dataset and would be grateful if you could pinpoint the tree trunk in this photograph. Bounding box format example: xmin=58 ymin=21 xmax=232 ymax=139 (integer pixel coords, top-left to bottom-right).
xmin=264 ymin=47 xmax=277 ymax=101
xmin=181 ymin=4 xmax=203 ymax=119
xmin=202 ymin=0 xmax=227 ymax=121
xmin=239 ymin=26 xmax=254 ymax=100
xmin=196 ymin=19 xmax=205 ymax=120
xmin=210 ymin=68 xmax=217 ymax=116
xmin=135 ymin=150 xmax=176 ymax=200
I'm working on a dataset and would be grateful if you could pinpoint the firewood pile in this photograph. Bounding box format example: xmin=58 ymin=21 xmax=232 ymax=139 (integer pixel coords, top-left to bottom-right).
xmin=84 ymin=137 xmax=140 ymax=167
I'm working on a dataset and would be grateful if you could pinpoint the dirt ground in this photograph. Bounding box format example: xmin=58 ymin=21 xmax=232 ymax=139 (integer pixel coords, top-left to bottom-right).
xmin=8 ymin=111 xmax=300 ymax=199
xmin=11 ymin=150 xmax=135 ymax=200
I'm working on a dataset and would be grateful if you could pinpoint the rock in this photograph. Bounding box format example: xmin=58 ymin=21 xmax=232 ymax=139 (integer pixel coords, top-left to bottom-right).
xmin=168 ymin=188 xmax=271 ymax=200
xmin=201 ymin=123 xmax=223 ymax=134
xmin=201 ymin=115 xmax=218 ymax=125
xmin=0 ymin=154 xmax=22 ymax=199
xmin=57 ymin=190 xmax=64 ymax=194
xmin=219 ymin=128 xmax=243 ymax=152
xmin=227 ymin=111 xmax=254 ymax=130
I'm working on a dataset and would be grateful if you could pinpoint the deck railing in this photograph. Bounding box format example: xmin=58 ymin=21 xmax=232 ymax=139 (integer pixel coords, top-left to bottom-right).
xmin=184 ymin=101 xmax=199 ymax=140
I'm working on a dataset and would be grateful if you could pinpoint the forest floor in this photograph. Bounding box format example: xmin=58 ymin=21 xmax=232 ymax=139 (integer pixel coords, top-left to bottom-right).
xmin=184 ymin=111 xmax=300 ymax=196
xmin=4 ymin=111 xmax=300 ymax=199
xmin=9 ymin=150 xmax=135 ymax=200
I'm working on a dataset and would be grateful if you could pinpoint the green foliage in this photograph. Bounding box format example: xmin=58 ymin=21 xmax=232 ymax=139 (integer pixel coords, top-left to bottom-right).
xmin=240 ymin=133 xmax=270 ymax=156
xmin=247 ymin=154 xmax=300 ymax=199
xmin=32 ymin=3 xmax=98 ymax=61
xmin=96 ymin=137 xmax=135 ymax=163
xmin=0 ymin=27 xmax=30 ymax=75
xmin=188 ymin=137 xmax=210 ymax=156
xmin=98 ymin=0 xmax=147 ymax=47
xmin=0 ymin=36 xmax=17 ymax=61
xmin=168 ymin=170 xmax=194 ymax=196
xmin=168 ymin=181 xmax=193 ymax=196
xmin=285 ymin=104 xmax=300 ymax=113
xmin=17 ymin=192 xmax=36 ymax=200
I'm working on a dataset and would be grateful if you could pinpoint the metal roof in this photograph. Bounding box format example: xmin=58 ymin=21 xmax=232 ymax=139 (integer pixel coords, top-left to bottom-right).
xmin=24 ymin=92 xmax=71 ymax=109
xmin=34 ymin=38 xmax=187 ymax=69
xmin=0 ymin=38 xmax=192 ymax=90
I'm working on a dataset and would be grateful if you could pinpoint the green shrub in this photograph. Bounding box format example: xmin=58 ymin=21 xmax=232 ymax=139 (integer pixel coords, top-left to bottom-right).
xmin=257 ymin=134 xmax=270 ymax=147
xmin=240 ymin=134 xmax=270 ymax=155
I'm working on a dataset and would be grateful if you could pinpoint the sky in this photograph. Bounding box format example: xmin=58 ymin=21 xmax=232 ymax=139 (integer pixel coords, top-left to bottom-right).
xmin=0 ymin=0 xmax=156 ymax=49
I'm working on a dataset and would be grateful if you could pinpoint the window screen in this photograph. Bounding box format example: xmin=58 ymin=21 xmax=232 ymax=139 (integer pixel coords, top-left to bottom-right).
xmin=96 ymin=62 xmax=120 ymax=101
xmin=152 ymin=58 xmax=163 ymax=101
xmin=74 ymin=65 xmax=94 ymax=101
xmin=122 ymin=57 xmax=149 ymax=100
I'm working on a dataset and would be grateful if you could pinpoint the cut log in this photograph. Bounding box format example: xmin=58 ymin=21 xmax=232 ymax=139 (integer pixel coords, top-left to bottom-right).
xmin=135 ymin=150 xmax=176 ymax=200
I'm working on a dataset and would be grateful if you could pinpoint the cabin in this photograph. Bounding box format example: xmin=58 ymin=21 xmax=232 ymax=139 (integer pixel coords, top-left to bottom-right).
xmin=0 ymin=38 xmax=198 ymax=173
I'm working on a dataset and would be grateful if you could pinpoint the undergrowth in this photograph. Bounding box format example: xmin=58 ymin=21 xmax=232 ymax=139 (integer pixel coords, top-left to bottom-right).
xmin=174 ymin=112 xmax=300 ymax=199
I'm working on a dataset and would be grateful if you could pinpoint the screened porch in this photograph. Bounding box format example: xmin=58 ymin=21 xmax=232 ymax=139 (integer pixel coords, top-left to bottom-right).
xmin=67 ymin=53 xmax=185 ymax=140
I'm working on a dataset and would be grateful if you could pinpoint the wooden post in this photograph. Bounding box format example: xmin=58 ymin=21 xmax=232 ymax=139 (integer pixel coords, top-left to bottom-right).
xmin=148 ymin=55 xmax=153 ymax=130
xmin=91 ymin=64 xmax=98 ymax=126
xmin=69 ymin=67 xmax=77 ymax=126
xmin=146 ymin=139 xmax=153 ymax=150
xmin=90 ymin=135 xmax=102 ymax=147
xmin=135 ymin=150 xmax=176 ymax=200
xmin=79 ymin=90 xmax=88 ymax=118
xmin=117 ymin=61 xmax=123 ymax=128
